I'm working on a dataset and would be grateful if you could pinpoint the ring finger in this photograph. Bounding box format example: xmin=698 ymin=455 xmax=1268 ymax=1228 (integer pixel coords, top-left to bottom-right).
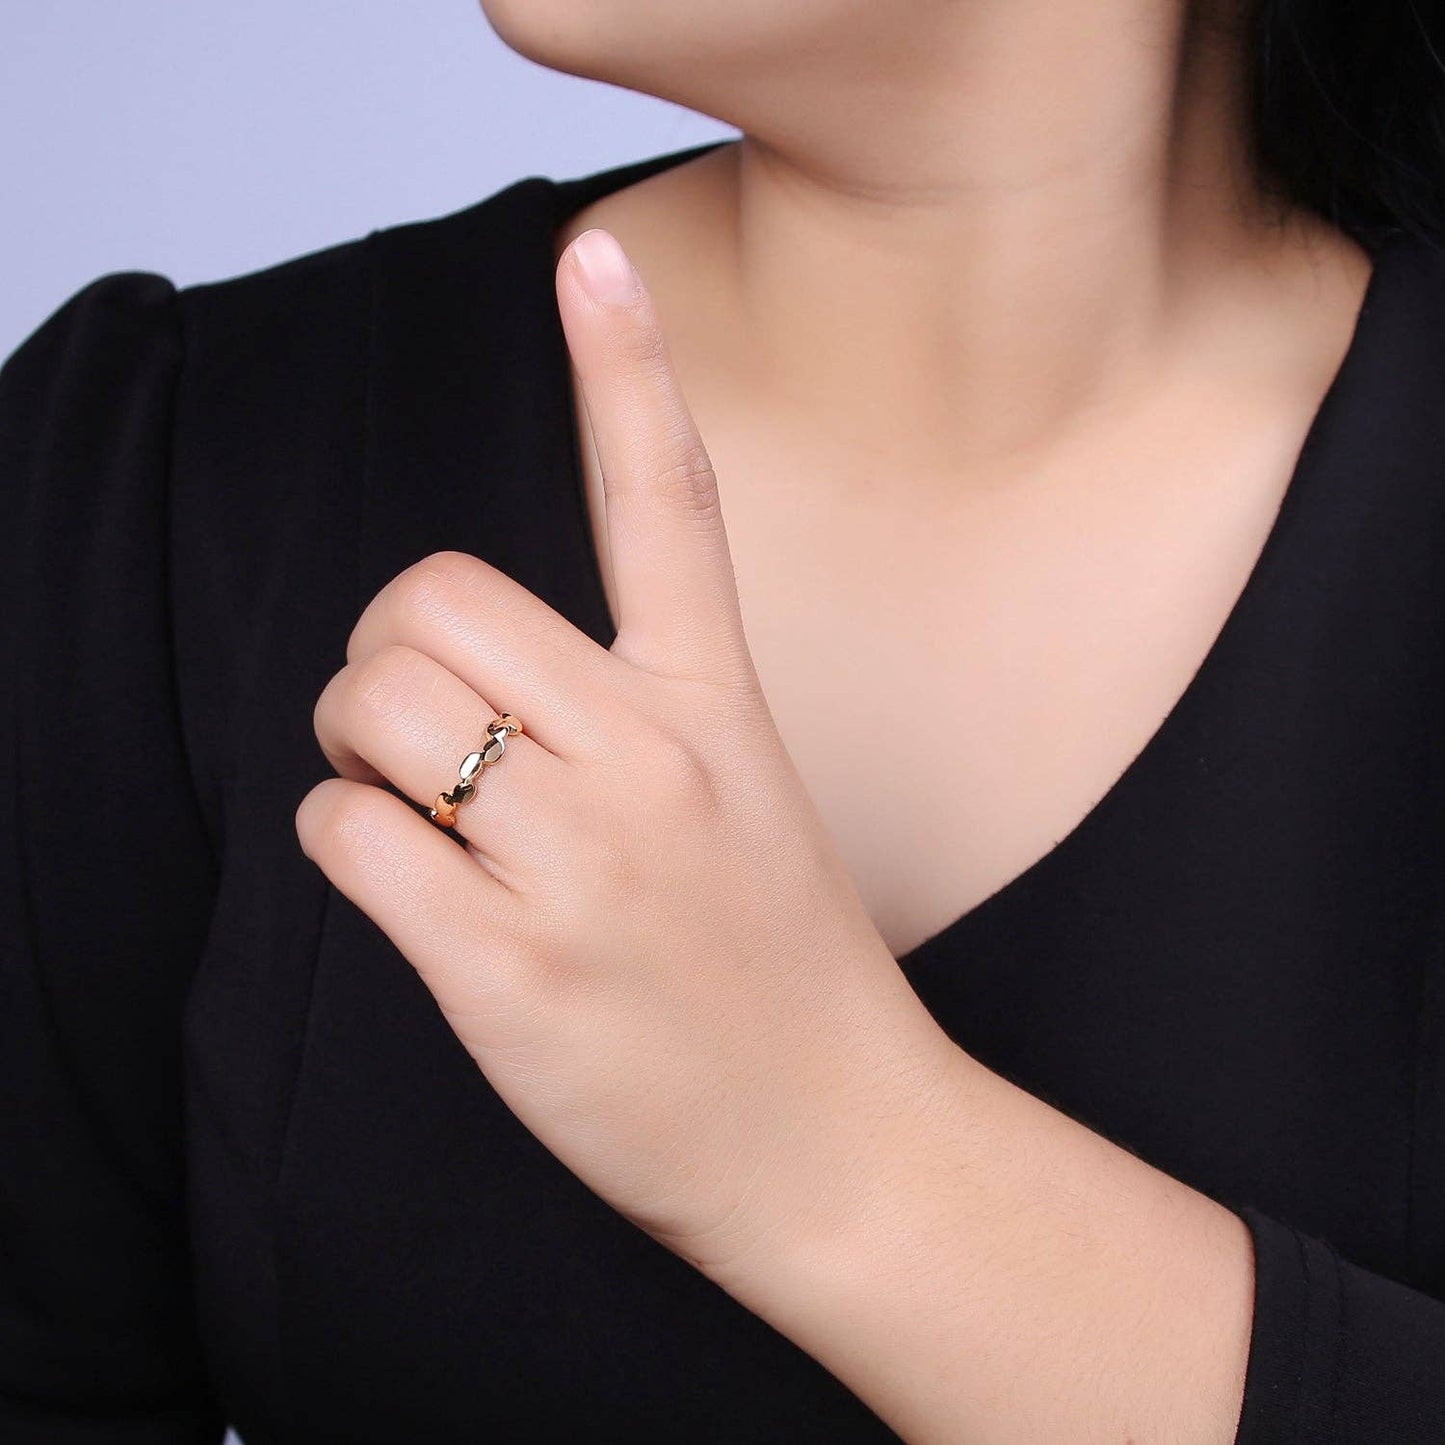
xmin=312 ymin=642 xmax=570 ymax=881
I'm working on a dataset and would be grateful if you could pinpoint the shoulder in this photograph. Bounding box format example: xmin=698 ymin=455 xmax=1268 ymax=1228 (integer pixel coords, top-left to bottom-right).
xmin=174 ymin=170 xmax=555 ymax=369
xmin=148 ymin=171 xmax=574 ymax=635
xmin=3 ymin=154 xmax=589 ymax=414
xmin=172 ymin=140 xmax=730 ymax=368
xmin=0 ymin=170 xmax=552 ymax=477
xmin=3 ymin=140 xmax=728 ymax=457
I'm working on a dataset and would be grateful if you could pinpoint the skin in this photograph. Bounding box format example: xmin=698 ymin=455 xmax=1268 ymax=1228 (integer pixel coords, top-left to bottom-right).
xmin=298 ymin=1 xmax=1376 ymax=1438
xmin=538 ymin=0 xmax=1371 ymax=958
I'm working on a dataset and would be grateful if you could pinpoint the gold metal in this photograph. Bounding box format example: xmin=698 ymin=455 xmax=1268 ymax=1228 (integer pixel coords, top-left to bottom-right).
xmin=429 ymin=713 xmax=524 ymax=828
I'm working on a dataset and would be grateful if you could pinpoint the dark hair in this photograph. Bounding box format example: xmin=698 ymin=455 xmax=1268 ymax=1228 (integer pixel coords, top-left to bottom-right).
xmin=1246 ymin=0 xmax=1445 ymax=247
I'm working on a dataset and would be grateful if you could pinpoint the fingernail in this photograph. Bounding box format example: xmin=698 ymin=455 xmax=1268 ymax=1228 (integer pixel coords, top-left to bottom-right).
xmin=572 ymin=228 xmax=641 ymax=306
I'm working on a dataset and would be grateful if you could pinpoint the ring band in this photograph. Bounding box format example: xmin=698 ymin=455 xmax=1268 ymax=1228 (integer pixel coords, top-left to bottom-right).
xmin=429 ymin=713 xmax=523 ymax=828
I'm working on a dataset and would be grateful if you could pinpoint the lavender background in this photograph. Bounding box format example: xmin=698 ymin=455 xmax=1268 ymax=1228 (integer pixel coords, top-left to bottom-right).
xmin=1 ymin=0 xmax=736 ymax=361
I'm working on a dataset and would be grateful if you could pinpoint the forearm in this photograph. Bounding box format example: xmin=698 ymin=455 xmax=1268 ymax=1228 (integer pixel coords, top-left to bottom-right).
xmin=705 ymin=1045 xmax=1255 ymax=1444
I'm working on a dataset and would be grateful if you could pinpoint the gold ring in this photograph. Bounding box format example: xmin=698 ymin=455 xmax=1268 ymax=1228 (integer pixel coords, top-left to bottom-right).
xmin=429 ymin=713 xmax=523 ymax=828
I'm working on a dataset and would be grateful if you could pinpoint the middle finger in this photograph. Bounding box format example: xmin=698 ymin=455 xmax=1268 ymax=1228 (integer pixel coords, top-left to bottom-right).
xmin=345 ymin=550 xmax=624 ymax=762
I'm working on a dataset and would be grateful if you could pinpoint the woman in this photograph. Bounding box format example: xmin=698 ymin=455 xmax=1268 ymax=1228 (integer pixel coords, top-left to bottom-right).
xmin=3 ymin=0 xmax=1444 ymax=1439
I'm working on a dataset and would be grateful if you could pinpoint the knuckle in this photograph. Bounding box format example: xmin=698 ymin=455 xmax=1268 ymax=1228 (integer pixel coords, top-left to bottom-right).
xmin=592 ymin=828 xmax=644 ymax=894
xmin=394 ymin=551 xmax=487 ymax=630
xmin=400 ymin=552 xmax=470 ymax=618
xmin=346 ymin=553 xmax=471 ymax=661
xmin=508 ymin=884 xmax=607 ymax=1006
xmin=569 ymin=801 xmax=644 ymax=897
xmin=617 ymin=312 xmax=671 ymax=370
xmin=326 ymin=792 xmax=376 ymax=850
xmin=648 ymin=730 xmax=719 ymax=815
xmin=515 ymin=900 xmax=579 ymax=989
xmin=415 ymin=548 xmax=482 ymax=586
xmin=350 ymin=645 xmax=421 ymax=720
xmin=651 ymin=450 xmax=721 ymax=521
xmin=302 ymin=778 xmax=380 ymax=852
xmin=561 ymin=794 xmax=649 ymax=902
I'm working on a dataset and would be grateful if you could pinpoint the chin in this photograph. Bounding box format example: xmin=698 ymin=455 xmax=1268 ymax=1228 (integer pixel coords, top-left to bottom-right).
xmin=477 ymin=0 xmax=866 ymax=117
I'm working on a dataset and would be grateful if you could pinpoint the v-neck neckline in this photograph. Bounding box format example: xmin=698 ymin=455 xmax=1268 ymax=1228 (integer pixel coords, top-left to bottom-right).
xmin=534 ymin=142 xmax=1411 ymax=973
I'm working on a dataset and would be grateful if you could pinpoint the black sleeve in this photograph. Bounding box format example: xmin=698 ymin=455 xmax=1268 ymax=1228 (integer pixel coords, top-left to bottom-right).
xmin=0 ymin=276 xmax=226 ymax=1441
xmin=1232 ymin=1205 xmax=1445 ymax=1441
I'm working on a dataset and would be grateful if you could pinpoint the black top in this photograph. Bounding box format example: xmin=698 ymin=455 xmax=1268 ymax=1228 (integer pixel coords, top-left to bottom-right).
xmin=4 ymin=138 xmax=1445 ymax=1444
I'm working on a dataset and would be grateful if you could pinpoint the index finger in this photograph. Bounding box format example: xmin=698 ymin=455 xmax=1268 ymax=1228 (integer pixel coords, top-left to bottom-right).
xmin=557 ymin=227 xmax=754 ymax=687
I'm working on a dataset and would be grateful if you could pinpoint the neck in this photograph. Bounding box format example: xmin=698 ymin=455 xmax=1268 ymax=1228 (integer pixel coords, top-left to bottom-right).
xmin=608 ymin=0 xmax=1359 ymax=488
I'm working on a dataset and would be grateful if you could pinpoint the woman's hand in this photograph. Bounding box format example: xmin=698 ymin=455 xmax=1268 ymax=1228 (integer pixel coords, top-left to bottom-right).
xmin=298 ymin=227 xmax=1257 ymax=1443
xmin=295 ymin=226 xmax=953 ymax=1279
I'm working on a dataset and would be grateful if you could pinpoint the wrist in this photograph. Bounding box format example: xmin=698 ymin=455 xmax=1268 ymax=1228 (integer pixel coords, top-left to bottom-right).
xmin=696 ymin=1020 xmax=981 ymax=1315
xmin=698 ymin=1039 xmax=1255 ymax=1445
